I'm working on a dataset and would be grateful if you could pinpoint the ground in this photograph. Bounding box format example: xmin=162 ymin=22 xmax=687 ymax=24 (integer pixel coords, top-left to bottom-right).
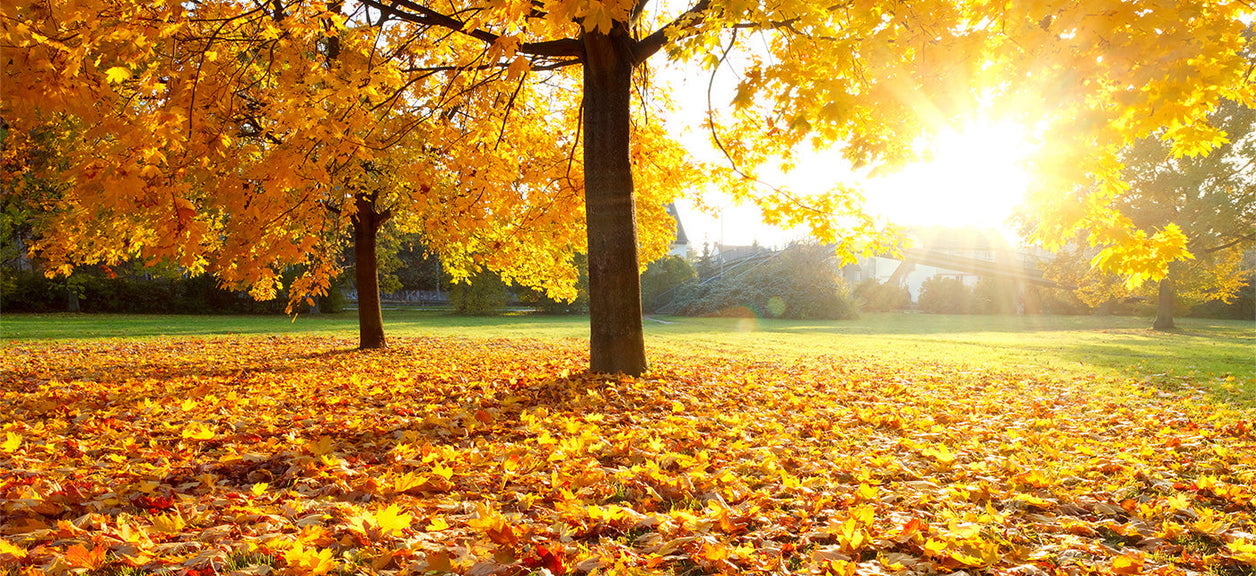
xmin=0 ymin=314 xmax=1253 ymax=575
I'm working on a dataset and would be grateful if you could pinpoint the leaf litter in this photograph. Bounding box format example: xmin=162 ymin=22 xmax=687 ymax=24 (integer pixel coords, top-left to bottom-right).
xmin=1 ymin=336 xmax=1253 ymax=575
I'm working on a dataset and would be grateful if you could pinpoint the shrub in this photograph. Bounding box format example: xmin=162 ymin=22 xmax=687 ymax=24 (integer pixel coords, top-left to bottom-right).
xmin=674 ymin=243 xmax=856 ymax=320
xmin=449 ymin=271 xmax=509 ymax=315
xmin=973 ymin=277 xmax=1018 ymax=315
xmin=853 ymin=279 xmax=910 ymax=312
xmin=641 ymin=255 xmax=696 ymax=313
xmin=918 ymin=276 xmax=974 ymax=314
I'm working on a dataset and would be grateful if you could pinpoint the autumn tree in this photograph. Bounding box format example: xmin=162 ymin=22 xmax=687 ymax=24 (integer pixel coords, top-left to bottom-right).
xmin=349 ymin=0 xmax=1252 ymax=374
xmin=1038 ymin=98 xmax=1255 ymax=327
xmin=1118 ymin=98 xmax=1255 ymax=330
xmin=6 ymin=0 xmax=1254 ymax=374
xmin=1 ymin=0 xmax=693 ymax=350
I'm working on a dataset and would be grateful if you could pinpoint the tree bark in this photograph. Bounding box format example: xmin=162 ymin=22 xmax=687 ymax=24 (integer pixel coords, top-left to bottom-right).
xmin=582 ymin=28 xmax=647 ymax=376
xmin=1152 ymin=276 xmax=1175 ymax=331
xmin=353 ymin=193 xmax=387 ymax=349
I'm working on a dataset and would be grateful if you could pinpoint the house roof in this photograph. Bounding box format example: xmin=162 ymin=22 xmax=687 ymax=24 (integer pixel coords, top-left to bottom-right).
xmin=665 ymin=203 xmax=689 ymax=245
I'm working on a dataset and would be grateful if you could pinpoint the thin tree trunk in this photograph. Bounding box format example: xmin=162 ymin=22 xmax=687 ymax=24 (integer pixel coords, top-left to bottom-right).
xmin=582 ymin=28 xmax=647 ymax=376
xmin=353 ymin=193 xmax=387 ymax=349
xmin=1152 ymin=276 xmax=1175 ymax=331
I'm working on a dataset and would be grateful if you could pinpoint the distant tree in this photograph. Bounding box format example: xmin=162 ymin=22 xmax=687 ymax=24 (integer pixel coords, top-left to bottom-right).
xmin=641 ymin=255 xmax=697 ymax=313
xmin=675 ymin=243 xmax=855 ymax=320
xmin=1113 ymin=98 xmax=1255 ymax=329
xmin=449 ymin=271 xmax=510 ymax=316
xmin=918 ymin=277 xmax=975 ymax=314
xmin=852 ymin=279 xmax=910 ymax=313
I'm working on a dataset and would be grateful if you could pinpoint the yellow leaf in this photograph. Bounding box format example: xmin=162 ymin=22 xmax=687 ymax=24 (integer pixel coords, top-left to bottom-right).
xmin=373 ymin=504 xmax=412 ymax=537
xmin=426 ymin=516 xmax=449 ymax=531
xmin=284 ymin=541 xmax=336 ymax=575
xmin=699 ymin=542 xmax=729 ymax=561
xmin=0 ymin=539 xmax=27 ymax=558
xmin=151 ymin=512 xmax=186 ymax=534
xmin=1112 ymin=554 xmax=1144 ymax=574
xmin=671 ymin=400 xmax=685 ymax=413
xmin=105 ymin=66 xmax=132 ymax=84
xmin=432 ymin=463 xmax=454 ymax=481
xmin=251 ymin=482 xmax=269 ymax=496
xmin=1 ymin=432 xmax=20 ymax=452
xmin=181 ymin=422 xmax=215 ymax=441
xmin=1227 ymin=539 xmax=1256 ymax=565
xmin=393 ymin=471 xmax=428 ymax=493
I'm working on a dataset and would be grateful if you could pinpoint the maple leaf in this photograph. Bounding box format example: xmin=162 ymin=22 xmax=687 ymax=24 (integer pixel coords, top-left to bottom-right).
xmin=1112 ymin=554 xmax=1145 ymax=574
xmin=372 ymin=504 xmax=412 ymax=537
xmin=104 ymin=66 xmax=132 ymax=84
xmin=151 ymin=512 xmax=186 ymax=534
xmin=284 ymin=542 xmax=336 ymax=575
xmin=1 ymin=431 xmax=21 ymax=452
xmin=181 ymin=422 xmax=215 ymax=441
xmin=0 ymin=539 xmax=28 ymax=559
xmin=64 ymin=543 xmax=107 ymax=570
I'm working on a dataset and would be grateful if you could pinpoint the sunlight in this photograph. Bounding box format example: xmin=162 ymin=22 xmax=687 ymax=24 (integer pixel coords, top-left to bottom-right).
xmin=863 ymin=120 xmax=1038 ymax=239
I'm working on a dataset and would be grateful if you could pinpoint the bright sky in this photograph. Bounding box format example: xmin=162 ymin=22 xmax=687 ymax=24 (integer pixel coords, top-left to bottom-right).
xmin=658 ymin=59 xmax=1040 ymax=251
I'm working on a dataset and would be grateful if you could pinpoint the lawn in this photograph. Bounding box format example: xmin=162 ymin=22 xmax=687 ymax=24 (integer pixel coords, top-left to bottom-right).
xmin=1 ymin=329 xmax=1253 ymax=576
xmin=3 ymin=311 xmax=1252 ymax=405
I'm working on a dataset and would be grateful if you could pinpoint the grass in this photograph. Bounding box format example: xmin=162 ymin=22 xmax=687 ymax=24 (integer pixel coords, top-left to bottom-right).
xmin=2 ymin=310 xmax=1252 ymax=406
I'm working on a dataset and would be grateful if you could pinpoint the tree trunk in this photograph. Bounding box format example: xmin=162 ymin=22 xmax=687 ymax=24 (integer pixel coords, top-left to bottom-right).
xmin=1152 ymin=276 xmax=1175 ymax=331
xmin=353 ymin=193 xmax=387 ymax=349
xmin=582 ymin=28 xmax=647 ymax=376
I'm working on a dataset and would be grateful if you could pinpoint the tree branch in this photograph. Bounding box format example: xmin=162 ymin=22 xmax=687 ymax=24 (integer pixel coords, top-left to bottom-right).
xmin=633 ymin=0 xmax=711 ymax=65
xmin=361 ymin=0 xmax=582 ymax=58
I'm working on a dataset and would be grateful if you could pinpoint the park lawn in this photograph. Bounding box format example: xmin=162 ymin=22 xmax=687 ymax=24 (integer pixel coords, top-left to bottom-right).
xmin=2 ymin=333 xmax=1255 ymax=576
xmin=2 ymin=311 xmax=1252 ymax=406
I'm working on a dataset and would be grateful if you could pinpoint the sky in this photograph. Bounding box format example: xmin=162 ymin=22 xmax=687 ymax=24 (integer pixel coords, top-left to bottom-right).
xmin=654 ymin=47 xmax=1039 ymax=252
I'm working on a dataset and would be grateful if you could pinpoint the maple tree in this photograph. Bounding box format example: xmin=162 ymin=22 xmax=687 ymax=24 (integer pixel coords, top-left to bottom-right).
xmin=5 ymin=0 xmax=1254 ymax=373
xmin=1 ymin=0 xmax=696 ymax=352
xmin=2 ymin=335 xmax=1254 ymax=575
xmin=1114 ymin=97 xmax=1255 ymax=330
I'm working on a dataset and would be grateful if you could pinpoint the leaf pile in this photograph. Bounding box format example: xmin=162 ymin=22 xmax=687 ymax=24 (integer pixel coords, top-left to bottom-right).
xmin=1 ymin=336 xmax=1253 ymax=575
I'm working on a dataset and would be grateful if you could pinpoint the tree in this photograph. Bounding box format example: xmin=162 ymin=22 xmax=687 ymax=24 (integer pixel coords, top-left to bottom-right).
xmin=5 ymin=0 xmax=1252 ymax=374
xmin=1115 ymin=98 xmax=1255 ymax=330
xmin=2 ymin=0 xmax=694 ymax=352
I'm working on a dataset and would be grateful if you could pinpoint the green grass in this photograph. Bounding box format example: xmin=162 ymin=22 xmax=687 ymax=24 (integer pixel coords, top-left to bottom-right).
xmin=2 ymin=310 xmax=1252 ymax=406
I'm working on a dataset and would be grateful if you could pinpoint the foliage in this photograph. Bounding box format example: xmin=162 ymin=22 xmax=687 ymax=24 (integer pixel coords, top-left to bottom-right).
xmin=1044 ymin=242 xmax=1252 ymax=318
xmin=2 ymin=336 xmax=1254 ymax=575
xmin=1019 ymin=285 xmax=1092 ymax=316
xmin=852 ymin=279 xmax=910 ymax=313
xmin=1189 ymin=272 xmax=1256 ymax=320
xmin=641 ymin=255 xmax=697 ymax=313
xmin=918 ymin=277 xmax=975 ymax=314
xmin=448 ymin=271 xmax=511 ymax=315
xmin=972 ymin=277 xmax=1019 ymax=315
xmin=674 ymin=244 xmax=856 ymax=320
xmin=520 ymin=254 xmax=590 ymax=315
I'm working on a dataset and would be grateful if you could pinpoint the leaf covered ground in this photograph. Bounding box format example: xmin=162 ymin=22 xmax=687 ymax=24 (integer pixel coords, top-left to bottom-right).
xmin=1 ymin=336 xmax=1253 ymax=576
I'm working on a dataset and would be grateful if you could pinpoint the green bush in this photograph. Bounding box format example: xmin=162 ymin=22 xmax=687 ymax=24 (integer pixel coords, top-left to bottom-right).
xmin=641 ymin=255 xmax=696 ymax=313
xmin=973 ymin=277 xmax=1018 ymax=315
xmin=674 ymin=243 xmax=856 ymax=320
xmin=852 ymin=279 xmax=910 ymax=312
xmin=1188 ymin=272 xmax=1255 ymax=320
xmin=449 ymin=271 xmax=509 ymax=315
xmin=0 ymin=265 xmax=310 ymax=314
xmin=918 ymin=276 xmax=975 ymax=314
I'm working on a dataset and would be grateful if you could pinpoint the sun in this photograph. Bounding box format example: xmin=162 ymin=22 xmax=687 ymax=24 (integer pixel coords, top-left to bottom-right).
xmin=863 ymin=120 xmax=1037 ymax=238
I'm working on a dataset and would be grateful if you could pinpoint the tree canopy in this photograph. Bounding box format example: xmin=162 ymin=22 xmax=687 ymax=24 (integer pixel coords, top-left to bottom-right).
xmin=3 ymin=0 xmax=1253 ymax=373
